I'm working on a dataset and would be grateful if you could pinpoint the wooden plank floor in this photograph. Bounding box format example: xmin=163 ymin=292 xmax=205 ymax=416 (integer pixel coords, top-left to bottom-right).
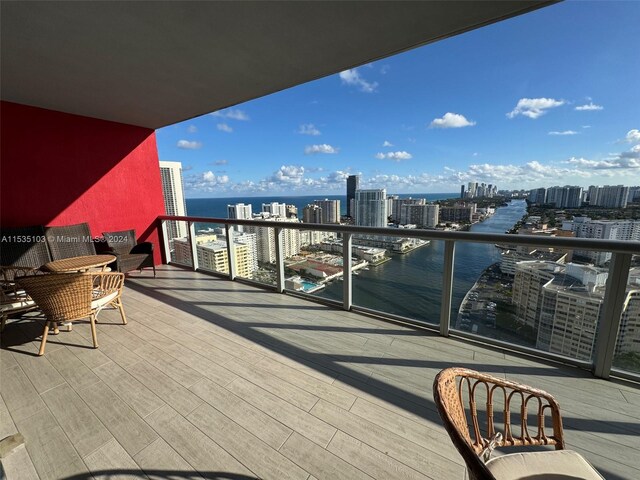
xmin=1 ymin=265 xmax=639 ymax=480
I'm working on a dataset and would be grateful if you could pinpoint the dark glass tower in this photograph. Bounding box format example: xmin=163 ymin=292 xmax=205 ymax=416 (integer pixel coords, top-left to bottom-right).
xmin=346 ymin=175 xmax=359 ymax=217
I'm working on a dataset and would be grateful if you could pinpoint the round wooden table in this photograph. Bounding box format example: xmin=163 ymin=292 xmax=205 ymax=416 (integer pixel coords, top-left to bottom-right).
xmin=41 ymin=254 xmax=116 ymax=273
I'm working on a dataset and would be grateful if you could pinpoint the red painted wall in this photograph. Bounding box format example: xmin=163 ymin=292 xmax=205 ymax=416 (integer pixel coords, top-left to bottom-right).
xmin=1 ymin=101 xmax=165 ymax=264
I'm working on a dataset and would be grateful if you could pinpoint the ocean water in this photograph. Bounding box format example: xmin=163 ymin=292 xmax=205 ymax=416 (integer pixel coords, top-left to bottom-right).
xmin=185 ymin=195 xmax=527 ymax=325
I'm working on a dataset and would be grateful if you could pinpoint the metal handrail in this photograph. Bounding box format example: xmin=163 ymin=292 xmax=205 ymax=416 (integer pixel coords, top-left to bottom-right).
xmin=158 ymin=214 xmax=639 ymax=381
xmin=158 ymin=215 xmax=640 ymax=254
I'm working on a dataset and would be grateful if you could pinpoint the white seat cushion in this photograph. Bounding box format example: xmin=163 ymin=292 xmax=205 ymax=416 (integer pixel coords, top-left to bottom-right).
xmin=0 ymin=294 xmax=35 ymax=312
xmin=486 ymin=450 xmax=604 ymax=480
xmin=91 ymin=291 xmax=118 ymax=310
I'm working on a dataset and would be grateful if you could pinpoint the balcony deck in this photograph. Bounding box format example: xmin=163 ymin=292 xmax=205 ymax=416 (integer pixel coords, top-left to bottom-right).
xmin=1 ymin=266 xmax=639 ymax=480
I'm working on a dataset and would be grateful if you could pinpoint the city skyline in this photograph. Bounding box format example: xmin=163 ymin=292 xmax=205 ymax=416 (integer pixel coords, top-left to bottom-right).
xmin=156 ymin=1 xmax=639 ymax=198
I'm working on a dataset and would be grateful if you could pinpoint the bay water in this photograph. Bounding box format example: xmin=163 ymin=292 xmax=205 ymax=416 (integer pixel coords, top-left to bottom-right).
xmin=185 ymin=195 xmax=527 ymax=324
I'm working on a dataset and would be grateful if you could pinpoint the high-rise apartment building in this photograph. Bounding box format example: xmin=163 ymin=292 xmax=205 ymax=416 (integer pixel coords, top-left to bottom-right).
xmin=159 ymin=161 xmax=188 ymax=244
xmin=389 ymin=197 xmax=425 ymax=223
xmin=302 ymin=204 xmax=323 ymax=224
xmin=562 ymin=217 xmax=640 ymax=265
xmin=587 ymin=185 xmax=630 ymax=208
xmin=513 ymin=261 xmax=640 ymax=361
xmin=346 ymin=175 xmax=359 ymax=218
xmin=233 ymin=232 xmax=258 ymax=273
xmin=528 ymin=188 xmax=547 ymax=205
xmin=173 ymin=235 xmax=256 ymax=278
xmin=587 ymin=186 xmax=601 ymax=206
xmin=262 ymin=202 xmax=287 ymax=218
xmin=355 ymin=189 xmax=387 ymax=227
xmin=545 ymin=186 xmax=583 ymax=208
xmin=244 ymin=214 xmax=301 ymax=263
xmin=439 ymin=203 xmax=476 ymax=223
xmin=399 ymin=204 xmax=439 ymax=228
xmin=465 ymin=181 xmax=497 ymax=199
xmin=312 ymin=199 xmax=340 ymax=224
xmin=227 ymin=203 xmax=253 ymax=232
xmin=628 ymin=186 xmax=640 ymax=203
xmin=285 ymin=204 xmax=298 ymax=219
xmin=227 ymin=203 xmax=253 ymax=220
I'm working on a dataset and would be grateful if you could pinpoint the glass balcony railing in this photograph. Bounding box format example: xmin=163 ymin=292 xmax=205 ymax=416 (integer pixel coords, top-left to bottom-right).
xmin=159 ymin=215 xmax=639 ymax=381
xmin=164 ymin=220 xmax=191 ymax=267
xmin=612 ymin=260 xmax=640 ymax=375
xmin=351 ymin=236 xmax=442 ymax=325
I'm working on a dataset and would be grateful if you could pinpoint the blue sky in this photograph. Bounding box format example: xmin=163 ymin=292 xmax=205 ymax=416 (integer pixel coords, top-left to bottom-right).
xmin=156 ymin=1 xmax=640 ymax=199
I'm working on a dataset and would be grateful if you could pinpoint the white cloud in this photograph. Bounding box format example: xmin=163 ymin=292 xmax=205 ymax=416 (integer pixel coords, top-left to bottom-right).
xmin=507 ymin=98 xmax=565 ymax=119
xmin=382 ymin=140 xmax=393 ymax=147
xmin=566 ymin=154 xmax=639 ymax=169
xmin=187 ymin=125 xmax=198 ymax=133
xmin=380 ymin=64 xmax=391 ymax=75
xmin=177 ymin=140 xmax=202 ymax=149
xmin=548 ymin=130 xmax=579 ymax=136
xmin=429 ymin=112 xmax=476 ymax=128
xmin=620 ymin=144 xmax=640 ymax=160
xmin=339 ymin=68 xmax=378 ymax=93
xmin=184 ymin=171 xmax=230 ymax=192
xmin=325 ymin=170 xmax=350 ymax=183
xmin=217 ymin=123 xmax=233 ymax=133
xmin=582 ymin=125 xmax=591 ymax=129
xmin=210 ymin=108 xmax=250 ymax=121
xmin=575 ymin=102 xmax=603 ymax=111
xmin=214 ymin=159 xmax=228 ymax=165
xmin=298 ymin=124 xmax=321 ymax=136
xmin=304 ymin=144 xmax=339 ymax=155
xmin=269 ymin=165 xmax=306 ymax=184
xmin=375 ymin=151 xmax=413 ymax=162
xmin=625 ymin=129 xmax=640 ymax=143
xmin=184 ymin=153 xmax=639 ymax=195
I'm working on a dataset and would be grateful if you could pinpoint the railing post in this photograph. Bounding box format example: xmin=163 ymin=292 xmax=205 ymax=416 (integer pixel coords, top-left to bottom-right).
xmin=593 ymin=252 xmax=632 ymax=379
xmin=274 ymin=227 xmax=285 ymax=293
xmin=188 ymin=222 xmax=198 ymax=271
xmin=160 ymin=220 xmax=171 ymax=264
xmin=343 ymin=233 xmax=353 ymax=311
xmin=440 ymin=240 xmax=456 ymax=337
xmin=225 ymin=224 xmax=237 ymax=281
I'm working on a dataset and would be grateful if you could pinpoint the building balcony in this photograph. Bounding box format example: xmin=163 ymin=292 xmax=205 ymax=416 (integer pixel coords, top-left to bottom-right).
xmin=2 ymin=265 xmax=639 ymax=479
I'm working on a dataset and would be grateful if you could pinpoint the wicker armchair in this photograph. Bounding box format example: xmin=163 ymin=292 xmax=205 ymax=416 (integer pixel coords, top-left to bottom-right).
xmin=0 ymin=267 xmax=41 ymax=332
xmin=100 ymin=229 xmax=155 ymax=276
xmin=16 ymin=272 xmax=126 ymax=356
xmin=45 ymin=222 xmax=96 ymax=260
xmin=433 ymin=367 xmax=603 ymax=480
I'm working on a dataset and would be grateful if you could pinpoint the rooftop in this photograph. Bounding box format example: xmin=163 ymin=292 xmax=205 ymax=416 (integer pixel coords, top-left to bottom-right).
xmin=2 ymin=266 xmax=639 ymax=479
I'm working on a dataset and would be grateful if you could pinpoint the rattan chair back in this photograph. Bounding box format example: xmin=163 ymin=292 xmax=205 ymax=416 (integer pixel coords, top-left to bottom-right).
xmin=0 ymin=225 xmax=52 ymax=268
xmin=433 ymin=367 xmax=565 ymax=480
xmin=45 ymin=223 xmax=96 ymax=260
xmin=17 ymin=273 xmax=93 ymax=323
